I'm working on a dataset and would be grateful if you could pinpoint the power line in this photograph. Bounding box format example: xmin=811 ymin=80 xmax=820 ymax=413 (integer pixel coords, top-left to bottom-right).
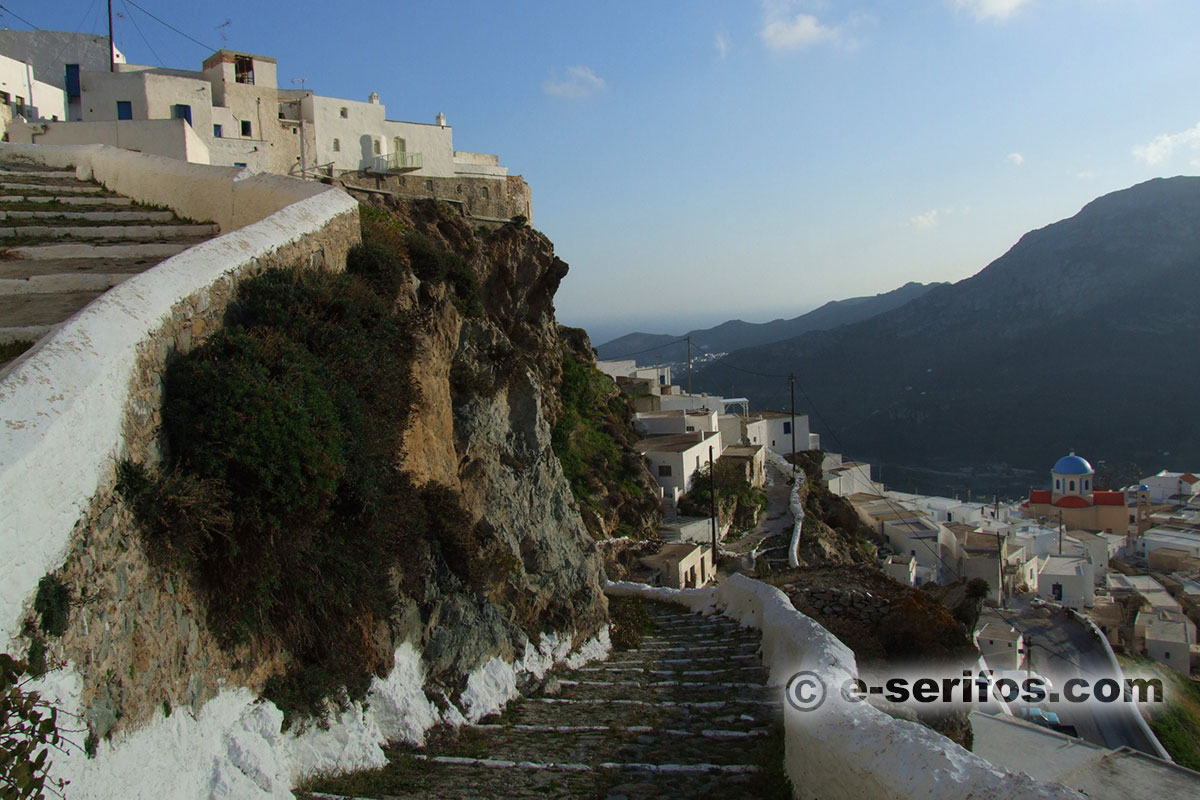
xmin=121 ymin=1 xmax=164 ymax=67
xmin=122 ymin=0 xmax=215 ymax=53
xmin=599 ymin=337 xmax=690 ymax=361
xmin=0 ymin=4 xmax=39 ymax=29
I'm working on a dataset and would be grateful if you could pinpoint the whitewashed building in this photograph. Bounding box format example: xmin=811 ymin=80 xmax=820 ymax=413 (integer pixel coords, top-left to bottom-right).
xmin=976 ymin=623 xmax=1024 ymax=671
xmin=636 ymin=431 xmax=723 ymax=497
xmin=1036 ymin=555 xmax=1095 ymax=609
xmin=0 ymin=51 xmax=66 ymax=136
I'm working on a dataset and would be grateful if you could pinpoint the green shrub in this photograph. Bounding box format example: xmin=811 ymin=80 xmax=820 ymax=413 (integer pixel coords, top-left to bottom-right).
xmin=121 ymin=266 xmax=423 ymax=726
xmin=608 ymin=596 xmax=656 ymax=650
xmin=1 ymin=653 xmax=67 ymax=798
xmin=33 ymin=577 xmax=70 ymax=638
xmin=404 ymin=232 xmax=481 ymax=316
xmin=346 ymin=241 xmax=406 ymax=299
xmin=358 ymin=203 xmax=407 ymax=258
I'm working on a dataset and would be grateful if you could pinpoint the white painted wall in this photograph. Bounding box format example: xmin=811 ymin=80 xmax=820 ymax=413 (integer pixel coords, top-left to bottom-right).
xmin=8 ymin=119 xmax=209 ymax=165
xmin=0 ymin=52 xmax=66 ymax=123
xmin=761 ymin=414 xmax=810 ymax=455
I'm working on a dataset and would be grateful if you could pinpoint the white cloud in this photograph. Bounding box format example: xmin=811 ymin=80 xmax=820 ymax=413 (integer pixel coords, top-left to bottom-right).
xmin=542 ymin=66 xmax=607 ymax=99
xmin=908 ymin=205 xmax=968 ymax=230
xmin=715 ymin=31 xmax=730 ymax=60
xmin=910 ymin=209 xmax=942 ymax=229
xmin=951 ymin=0 xmax=1032 ymax=21
xmin=759 ymin=1 xmax=861 ymax=51
xmin=1132 ymin=122 xmax=1200 ymax=166
xmin=1006 ymin=152 xmax=1024 ymax=166
xmin=1076 ymin=170 xmax=1096 ymax=180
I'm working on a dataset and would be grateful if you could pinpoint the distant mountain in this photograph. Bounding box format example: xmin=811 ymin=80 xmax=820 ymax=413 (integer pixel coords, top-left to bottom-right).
xmin=695 ymin=177 xmax=1200 ymax=487
xmin=595 ymin=281 xmax=941 ymax=365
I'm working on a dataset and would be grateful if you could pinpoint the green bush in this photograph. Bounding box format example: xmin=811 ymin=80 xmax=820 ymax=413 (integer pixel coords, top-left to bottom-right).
xmin=33 ymin=577 xmax=70 ymax=638
xmin=1 ymin=653 xmax=67 ymax=799
xmin=346 ymin=241 xmax=406 ymax=299
xmin=551 ymin=355 xmax=637 ymax=503
xmin=120 ymin=266 xmax=423 ymax=726
xmin=608 ymin=596 xmax=656 ymax=650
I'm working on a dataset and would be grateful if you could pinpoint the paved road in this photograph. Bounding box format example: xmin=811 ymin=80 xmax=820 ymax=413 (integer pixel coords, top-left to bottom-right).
xmin=980 ymin=603 xmax=1162 ymax=756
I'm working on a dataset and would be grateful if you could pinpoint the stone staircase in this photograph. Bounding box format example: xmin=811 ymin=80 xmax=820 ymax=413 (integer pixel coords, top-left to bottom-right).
xmin=302 ymin=602 xmax=788 ymax=800
xmin=0 ymin=163 xmax=219 ymax=370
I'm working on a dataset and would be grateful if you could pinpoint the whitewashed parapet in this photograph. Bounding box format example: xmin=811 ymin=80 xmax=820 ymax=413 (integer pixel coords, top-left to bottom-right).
xmin=0 ymin=144 xmax=359 ymax=646
xmin=766 ymin=449 xmax=804 ymax=568
xmin=605 ymin=575 xmax=1084 ymax=800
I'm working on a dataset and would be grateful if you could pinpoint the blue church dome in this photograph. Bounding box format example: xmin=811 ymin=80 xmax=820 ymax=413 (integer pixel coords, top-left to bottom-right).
xmin=1053 ymin=454 xmax=1094 ymax=475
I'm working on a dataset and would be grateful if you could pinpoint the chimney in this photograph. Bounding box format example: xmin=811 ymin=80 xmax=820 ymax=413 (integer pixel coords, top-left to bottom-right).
xmin=368 ymin=92 xmax=380 ymax=104
xmin=436 ymin=111 xmax=447 ymax=127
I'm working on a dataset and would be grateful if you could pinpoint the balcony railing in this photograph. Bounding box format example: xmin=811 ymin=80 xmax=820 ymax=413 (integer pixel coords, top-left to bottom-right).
xmin=373 ymin=151 xmax=422 ymax=173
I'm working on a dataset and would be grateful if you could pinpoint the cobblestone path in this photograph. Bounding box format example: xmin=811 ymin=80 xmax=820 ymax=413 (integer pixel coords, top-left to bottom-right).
xmin=303 ymin=602 xmax=788 ymax=799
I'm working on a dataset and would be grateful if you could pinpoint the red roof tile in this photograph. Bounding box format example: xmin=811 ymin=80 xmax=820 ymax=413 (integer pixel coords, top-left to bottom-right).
xmin=1093 ymin=491 xmax=1126 ymax=506
xmin=1029 ymin=489 xmax=1052 ymax=504
xmin=1054 ymin=495 xmax=1091 ymax=509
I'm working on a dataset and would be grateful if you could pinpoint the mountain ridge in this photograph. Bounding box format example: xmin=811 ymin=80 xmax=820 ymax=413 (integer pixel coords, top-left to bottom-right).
xmin=595 ymin=280 xmax=943 ymax=365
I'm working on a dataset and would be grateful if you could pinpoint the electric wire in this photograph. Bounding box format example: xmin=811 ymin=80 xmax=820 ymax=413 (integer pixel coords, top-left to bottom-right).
xmin=0 ymin=4 xmax=39 ymax=29
xmin=121 ymin=0 xmax=165 ymax=67
xmin=122 ymin=0 xmax=215 ymax=53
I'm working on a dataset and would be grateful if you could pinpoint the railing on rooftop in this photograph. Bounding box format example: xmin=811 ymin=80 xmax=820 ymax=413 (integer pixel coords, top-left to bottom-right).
xmin=373 ymin=151 xmax=422 ymax=173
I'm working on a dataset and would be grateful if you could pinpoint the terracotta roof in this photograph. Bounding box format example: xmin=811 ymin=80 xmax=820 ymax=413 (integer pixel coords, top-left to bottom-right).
xmin=1054 ymin=495 xmax=1091 ymax=509
xmin=1029 ymin=489 xmax=1052 ymax=504
xmin=1093 ymin=491 xmax=1126 ymax=507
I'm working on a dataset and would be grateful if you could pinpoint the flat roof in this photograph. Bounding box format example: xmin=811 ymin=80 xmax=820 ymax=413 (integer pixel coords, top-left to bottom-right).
xmin=635 ymin=431 xmax=717 ymax=454
xmin=1040 ymin=554 xmax=1090 ymax=577
xmin=722 ymin=445 xmax=763 ymax=458
xmin=971 ymin=711 xmax=1200 ymax=797
xmin=754 ymin=410 xmax=807 ymax=420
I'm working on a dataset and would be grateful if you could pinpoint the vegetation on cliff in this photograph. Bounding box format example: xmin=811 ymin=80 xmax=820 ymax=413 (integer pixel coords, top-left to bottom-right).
xmin=678 ymin=460 xmax=767 ymax=532
xmin=551 ymin=338 xmax=661 ymax=541
xmin=117 ymin=203 xmax=582 ymax=725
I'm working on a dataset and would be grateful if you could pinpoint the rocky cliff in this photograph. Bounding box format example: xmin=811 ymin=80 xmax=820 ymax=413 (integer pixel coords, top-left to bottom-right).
xmin=19 ymin=196 xmax=628 ymax=753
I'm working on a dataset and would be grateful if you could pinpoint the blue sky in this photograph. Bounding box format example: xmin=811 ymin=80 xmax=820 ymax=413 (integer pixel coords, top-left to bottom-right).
xmin=13 ymin=1 xmax=1200 ymax=342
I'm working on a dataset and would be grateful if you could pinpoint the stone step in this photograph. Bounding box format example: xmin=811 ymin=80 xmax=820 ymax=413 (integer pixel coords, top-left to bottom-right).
xmin=0 ymin=209 xmax=176 ymax=223
xmin=0 ymin=274 xmax=134 ymax=295
xmin=0 ymin=195 xmax=135 ymax=207
xmin=300 ymin=754 xmax=767 ymax=800
xmin=552 ymin=679 xmax=774 ymax=705
xmin=0 ymin=182 xmax=103 ymax=194
xmin=1 ymin=242 xmax=192 ymax=260
xmin=0 ymin=256 xmax=163 ymax=280
xmin=430 ymin=725 xmax=766 ymax=769
xmin=0 ymin=223 xmax=218 ymax=241
xmin=0 ymin=169 xmax=78 ymax=179
xmin=0 ymin=290 xmax=106 ymax=327
xmin=508 ymin=698 xmax=779 ymax=732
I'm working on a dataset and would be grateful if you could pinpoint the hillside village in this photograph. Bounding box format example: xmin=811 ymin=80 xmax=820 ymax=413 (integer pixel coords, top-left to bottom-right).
xmin=3 ymin=23 xmax=1200 ymax=800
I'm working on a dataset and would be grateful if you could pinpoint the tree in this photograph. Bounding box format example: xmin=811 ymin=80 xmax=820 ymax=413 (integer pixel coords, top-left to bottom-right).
xmin=1 ymin=653 xmax=69 ymax=799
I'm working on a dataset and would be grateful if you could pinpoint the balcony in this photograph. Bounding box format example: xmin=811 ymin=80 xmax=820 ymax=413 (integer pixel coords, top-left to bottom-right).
xmin=373 ymin=151 xmax=423 ymax=173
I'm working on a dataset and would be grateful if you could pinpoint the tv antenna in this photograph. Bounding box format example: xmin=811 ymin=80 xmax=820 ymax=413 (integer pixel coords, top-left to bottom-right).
xmin=216 ymin=19 xmax=231 ymax=45
xmin=291 ymin=77 xmax=308 ymax=90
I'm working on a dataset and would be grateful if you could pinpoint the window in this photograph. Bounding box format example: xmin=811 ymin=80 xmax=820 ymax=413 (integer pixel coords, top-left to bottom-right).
xmin=339 ymin=106 xmax=348 ymax=118
xmin=658 ymin=465 xmax=672 ymax=477
xmin=1069 ymin=480 xmax=1075 ymax=492
xmin=241 ymin=119 xmax=252 ymax=137
xmin=234 ymin=55 xmax=254 ymax=85
xmin=393 ymin=136 xmax=405 ymax=153
xmin=172 ymin=104 xmax=192 ymax=125
xmin=233 ymin=162 xmax=247 ymax=167
xmin=686 ymin=426 xmax=695 ymax=432
xmin=424 ymin=180 xmax=433 ymax=191
xmin=1055 ymin=478 xmax=1061 ymax=490
xmin=332 ymin=138 xmax=340 ymax=152
xmin=783 ymin=421 xmax=792 ymax=434
xmin=373 ymin=139 xmax=381 ymax=155
xmin=213 ymin=124 xmax=222 ymax=138
xmin=116 ymin=100 xmax=132 ymax=120
xmin=0 ymin=91 xmax=9 ymax=105
xmin=481 ymin=186 xmax=489 ymax=199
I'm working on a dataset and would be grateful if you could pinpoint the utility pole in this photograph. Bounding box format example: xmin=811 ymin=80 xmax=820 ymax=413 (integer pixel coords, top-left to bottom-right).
xmin=993 ymin=493 xmax=1005 ymax=607
xmin=709 ymin=445 xmax=718 ymax=581
xmin=687 ymin=335 xmax=692 ymax=395
xmin=108 ymin=0 xmax=115 ymax=72
xmin=789 ymin=373 xmax=797 ymax=481
xmin=1058 ymin=510 xmax=1063 ymax=555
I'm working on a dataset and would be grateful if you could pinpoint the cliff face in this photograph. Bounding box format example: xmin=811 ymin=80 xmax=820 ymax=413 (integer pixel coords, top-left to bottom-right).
xmin=380 ymin=199 xmax=609 ymax=681
xmin=23 ymin=197 xmax=613 ymax=748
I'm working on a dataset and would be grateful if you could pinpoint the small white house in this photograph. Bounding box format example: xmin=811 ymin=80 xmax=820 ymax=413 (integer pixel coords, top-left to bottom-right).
xmin=976 ymin=623 xmax=1024 ymax=671
xmin=753 ymin=411 xmax=810 ymax=455
xmin=1139 ymin=609 xmax=1194 ymax=674
xmin=636 ymin=430 xmax=723 ymax=497
xmin=640 ymin=543 xmax=713 ymax=589
xmin=1036 ymin=554 xmax=1095 ymax=609
xmin=0 ymin=51 xmax=66 ymax=134
xmin=883 ymin=554 xmax=917 ymax=586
